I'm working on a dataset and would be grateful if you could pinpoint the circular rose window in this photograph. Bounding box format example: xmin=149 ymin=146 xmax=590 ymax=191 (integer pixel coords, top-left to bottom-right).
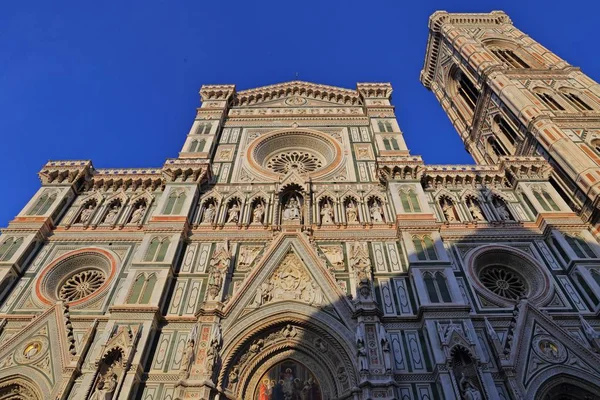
xmin=247 ymin=129 xmax=342 ymax=178
xmin=479 ymin=265 xmax=527 ymax=300
xmin=36 ymin=249 xmax=117 ymax=306
xmin=466 ymin=246 xmax=553 ymax=307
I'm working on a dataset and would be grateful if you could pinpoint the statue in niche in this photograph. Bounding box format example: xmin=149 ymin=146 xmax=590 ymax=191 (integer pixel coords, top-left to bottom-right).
xmin=494 ymin=198 xmax=512 ymax=221
xmin=202 ymin=203 xmax=216 ymax=223
xmin=356 ymin=326 xmax=368 ymax=371
xmin=441 ymin=198 xmax=457 ymax=222
xmin=310 ymin=281 xmax=324 ymax=306
xmin=467 ymin=198 xmax=486 ymax=221
xmin=321 ymin=201 xmax=334 ymax=224
xmin=103 ymin=204 xmax=120 ymax=224
xmin=79 ymin=204 xmax=95 ymax=224
xmin=459 ymin=373 xmax=482 ymax=400
xmin=180 ymin=339 xmax=195 ymax=374
xmin=253 ymin=281 xmax=273 ymax=307
xmin=129 ymin=203 xmax=146 ymax=224
xmin=90 ymin=367 xmax=118 ymax=400
xmin=282 ymin=196 xmax=301 ymax=221
xmin=379 ymin=325 xmax=392 ymax=372
xmin=205 ymin=325 xmax=222 ymax=375
xmin=346 ymin=201 xmax=358 ymax=223
xmin=252 ymin=202 xmax=265 ymax=224
xmin=370 ymin=200 xmax=384 ymax=223
xmin=227 ymin=202 xmax=240 ymax=223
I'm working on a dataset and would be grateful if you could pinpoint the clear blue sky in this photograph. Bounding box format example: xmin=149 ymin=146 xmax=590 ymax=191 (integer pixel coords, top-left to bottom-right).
xmin=1 ymin=1 xmax=598 ymax=227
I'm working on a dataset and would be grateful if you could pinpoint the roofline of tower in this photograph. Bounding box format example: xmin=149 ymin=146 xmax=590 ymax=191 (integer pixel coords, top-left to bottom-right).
xmin=420 ymin=10 xmax=512 ymax=89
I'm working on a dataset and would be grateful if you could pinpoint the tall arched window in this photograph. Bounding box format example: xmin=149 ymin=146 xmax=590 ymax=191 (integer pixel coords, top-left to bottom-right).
xmin=145 ymin=237 xmax=170 ymax=262
xmin=378 ymin=120 xmax=393 ymax=132
xmin=591 ymin=270 xmax=600 ymax=287
xmin=163 ymin=191 xmax=187 ymax=215
xmin=565 ymin=235 xmax=596 ymax=258
xmin=383 ymin=138 xmax=391 ymax=150
xmin=127 ymin=274 xmax=157 ymax=304
xmin=28 ymin=192 xmax=57 ymax=215
xmin=196 ymin=122 xmax=212 ymax=134
xmin=591 ymin=139 xmax=600 ymax=154
xmin=532 ymin=189 xmax=560 ymax=212
xmin=424 ymin=272 xmax=451 ymax=303
xmin=560 ymin=89 xmax=594 ymax=111
xmin=0 ymin=237 xmax=23 ymax=261
xmin=493 ymin=115 xmax=518 ymax=146
xmin=576 ymin=273 xmax=599 ymax=305
xmin=390 ymin=137 xmax=400 ymax=150
xmin=400 ymin=190 xmax=421 ymax=213
xmin=412 ymin=236 xmax=437 ymax=260
xmin=188 ymin=139 xmax=206 ymax=152
xmin=534 ymin=89 xmax=565 ymax=111
xmin=488 ymin=137 xmax=507 ymax=157
xmin=457 ymin=72 xmax=479 ymax=111
xmin=489 ymin=48 xmax=530 ymax=68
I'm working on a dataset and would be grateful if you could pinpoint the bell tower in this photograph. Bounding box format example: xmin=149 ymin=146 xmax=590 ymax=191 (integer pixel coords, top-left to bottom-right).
xmin=421 ymin=11 xmax=600 ymax=229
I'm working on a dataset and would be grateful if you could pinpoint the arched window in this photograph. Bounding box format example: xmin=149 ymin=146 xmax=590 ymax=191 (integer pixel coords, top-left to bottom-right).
xmin=189 ymin=138 xmax=206 ymax=152
xmin=533 ymin=189 xmax=560 ymax=212
xmin=412 ymin=236 xmax=437 ymax=260
xmin=0 ymin=237 xmax=23 ymax=261
xmin=457 ymin=72 xmax=479 ymax=111
xmin=576 ymin=273 xmax=599 ymax=305
xmin=378 ymin=120 xmax=393 ymax=132
xmin=127 ymin=274 xmax=145 ymax=304
xmin=400 ymin=190 xmax=421 ymax=213
xmin=28 ymin=192 xmax=56 ymax=215
xmin=140 ymin=274 xmax=156 ymax=304
xmin=565 ymin=235 xmax=596 ymax=258
xmin=591 ymin=270 xmax=600 ymax=287
xmin=534 ymin=89 xmax=565 ymax=111
xmin=488 ymin=137 xmax=507 ymax=157
xmin=383 ymin=138 xmax=391 ymax=151
xmin=163 ymin=191 xmax=186 ymax=215
xmin=591 ymin=139 xmax=600 ymax=154
xmin=145 ymin=238 xmax=170 ymax=262
xmin=560 ymin=89 xmax=594 ymax=111
xmin=489 ymin=48 xmax=530 ymax=68
xmin=424 ymin=272 xmax=451 ymax=303
xmin=390 ymin=137 xmax=400 ymax=150
xmin=493 ymin=115 xmax=518 ymax=146
xmin=196 ymin=122 xmax=212 ymax=135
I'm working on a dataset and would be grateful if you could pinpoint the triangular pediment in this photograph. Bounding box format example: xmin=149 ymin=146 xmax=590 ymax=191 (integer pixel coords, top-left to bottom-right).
xmin=223 ymin=233 xmax=354 ymax=327
xmin=0 ymin=303 xmax=79 ymax=398
xmin=504 ymin=301 xmax=600 ymax=393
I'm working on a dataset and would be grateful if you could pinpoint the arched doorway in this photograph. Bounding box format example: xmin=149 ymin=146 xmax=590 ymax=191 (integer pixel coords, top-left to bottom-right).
xmin=254 ymin=360 xmax=322 ymax=400
xmin=0 ymin=375 xmax=43 ymax=400
xmin=536 ymin=374 xmax=600 ymax=400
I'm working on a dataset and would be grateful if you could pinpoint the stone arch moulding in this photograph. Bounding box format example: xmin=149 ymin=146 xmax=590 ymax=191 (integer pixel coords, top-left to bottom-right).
xmin=529 ymin=370 xmax=600 ymax=399
xmin=0 ymin=373 xmax=49 ymax=400
xmin=217 ymin=309 xmax=358 ymax=400
xmin=464 ymin=244 xmax=554 ymax=308
xmin=35 ymin=247 xmax=119 ymax=307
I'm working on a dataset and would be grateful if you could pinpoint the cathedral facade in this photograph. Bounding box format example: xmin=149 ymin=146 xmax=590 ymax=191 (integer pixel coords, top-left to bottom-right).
xmin=0 ymin=10 xmax=600 ymax=400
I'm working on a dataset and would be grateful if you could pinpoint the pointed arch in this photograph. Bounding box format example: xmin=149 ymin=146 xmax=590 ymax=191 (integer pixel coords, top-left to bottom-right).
xmin=127 ymin=274 xmax=145 ymax=304
xmin=140 ymin=274 xmax=157 ymax=304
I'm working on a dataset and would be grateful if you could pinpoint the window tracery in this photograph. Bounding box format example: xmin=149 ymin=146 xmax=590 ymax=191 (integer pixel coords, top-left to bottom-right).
xmin=479 ymin=266 xmax=527 ymax=300
xmin=163 ymin=190 xmax=186 ymax=215
xmin=58 ymin=269 xmax=106 ymax=302
xmin=400 ymin=189 xmax=421 ymax=213
xmin=559 ymin=88 xmax=594 ymax=111
xmin=412 ymin=236 xmax=437 ymax=261
xmin=266 ymin=150 xmax=323 ymax=174
xmin=533 ymin=88 xmax=565 ymax=111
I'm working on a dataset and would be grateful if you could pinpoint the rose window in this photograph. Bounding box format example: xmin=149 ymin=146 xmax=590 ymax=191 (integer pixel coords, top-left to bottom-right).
xmin=479 ymin=266 xmax=526 ymax=300
xmin=265 ymin=151 xmax=323 ymax=174
xmin=59 ymin=270 xmax=106 ymax=302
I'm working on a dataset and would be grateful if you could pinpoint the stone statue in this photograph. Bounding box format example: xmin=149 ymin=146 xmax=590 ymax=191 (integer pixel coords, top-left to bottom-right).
xmin=282 ymin=324 xmax=298 ymax=338
xmin=310 ymin=282 xmax=324 ymax=307
xmin=79 ymin=204 xmax=95 ymax=224
xmin=227 ymin=202 xmax=240 ymax=223
xmin=205 ymin=325 xmax=222 ymax=375
xmin=379 ymin=325 xmax=392 ymax=372
xmin=202 ymin=203 xmax=216 ymax=223
xmin=495 ymin=200 xmax=512 ymax=221
xmin=283 ymin=196 xmax=301 ymax=221
xmin=459 ymin=373 xmax=482 ymax=400
xmin=90 ymin=369 xmax=117 ymax=400
xmin=467 ymin=199 xmax=485 ymax=221
xmin=370 ymin=201 xmax=384 ymax=223
xmin=103 ymin=205 xmax=119 ymax=224
xmin=252 ymin=202 xmax=265 ymax=224
xmin=442 ymin=200 xmax=457 ymax=222
xmin=253 ymin=282 xmax=273 ymax=307
xmin=129 ymin=204 xmax=146 ymax=224
xmin=180 ymin=339 xmax=194 ymax=374
xmin=356 ymin=326 xmax=368 ymax=371
xmin=346 ymin=201 xmax=358 ymax=223
xmin=321 ymin=201 xmax=334 ymax=224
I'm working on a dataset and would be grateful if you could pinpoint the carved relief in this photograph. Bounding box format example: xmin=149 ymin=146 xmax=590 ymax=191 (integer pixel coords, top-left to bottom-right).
xmin=320 ymin=245 xmax=345 ymax=270
xmin=237 ymin=246 xmax=262 ymax=271
xmin=207 ymin=242 xmax=231 ymax=301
